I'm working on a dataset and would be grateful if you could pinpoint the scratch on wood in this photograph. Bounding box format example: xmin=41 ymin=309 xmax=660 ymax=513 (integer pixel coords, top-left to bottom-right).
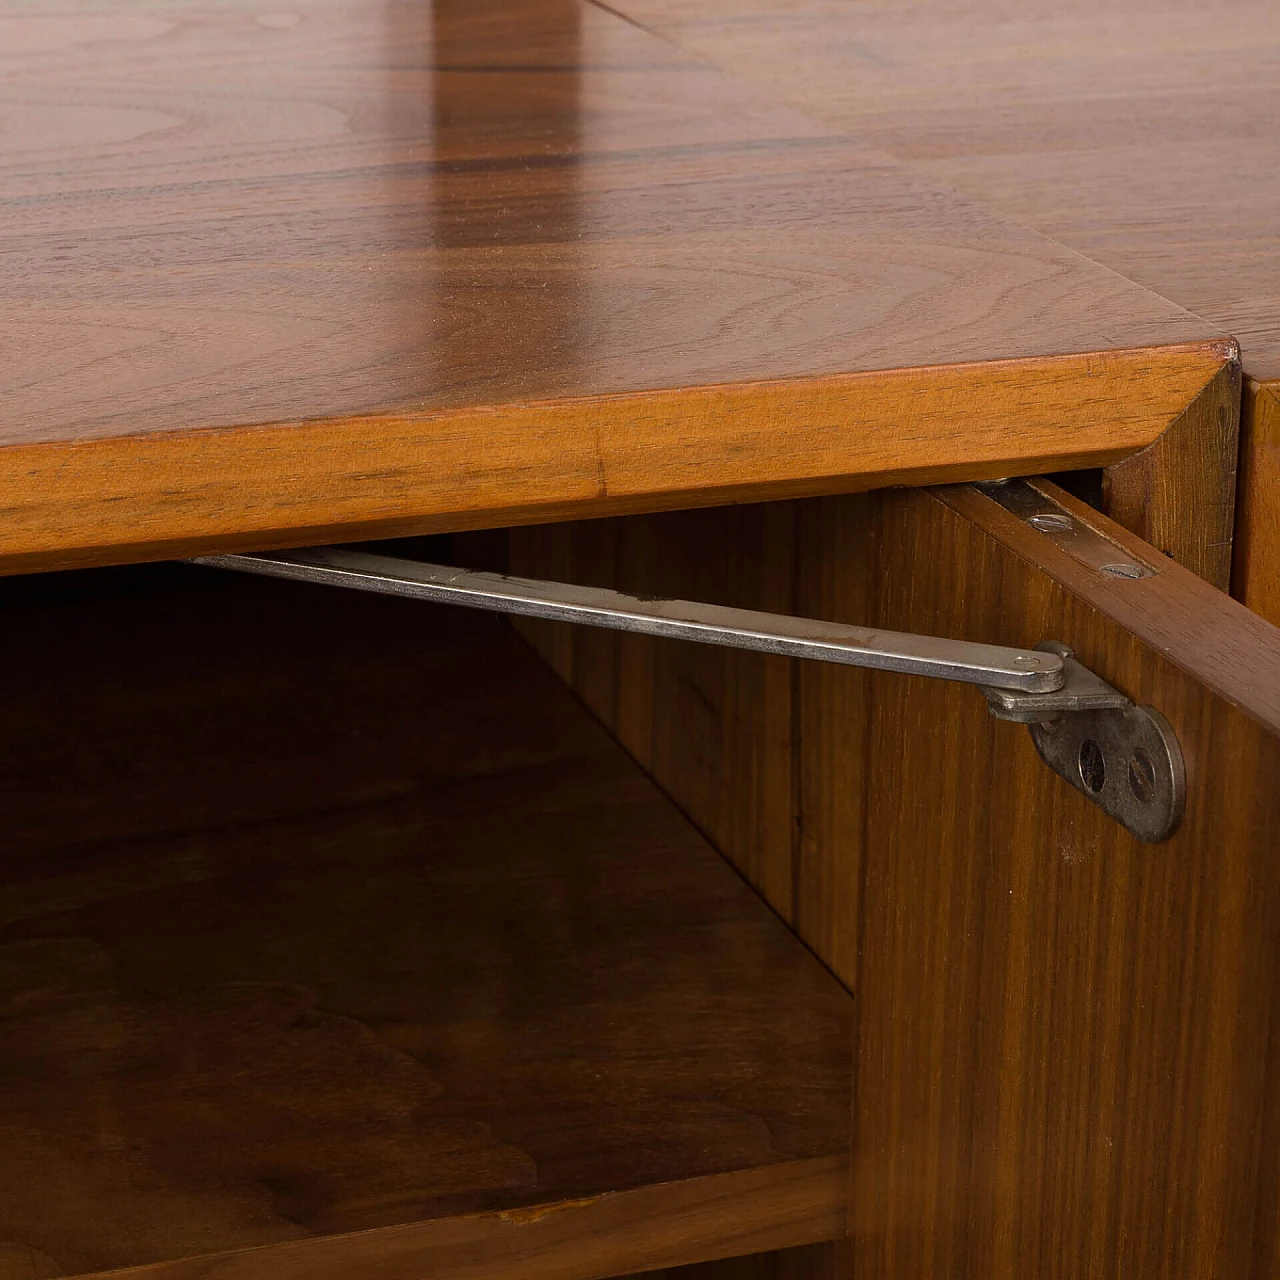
xmin=497 ymin=1196 xmax=600 ymax=1226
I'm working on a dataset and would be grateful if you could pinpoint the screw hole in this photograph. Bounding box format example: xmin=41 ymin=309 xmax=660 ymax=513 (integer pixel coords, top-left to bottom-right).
xmin=1078 ymin=738 xmax=1106 ymax=793
xmin=1128 ymin=747 xmax=1157 ymax=804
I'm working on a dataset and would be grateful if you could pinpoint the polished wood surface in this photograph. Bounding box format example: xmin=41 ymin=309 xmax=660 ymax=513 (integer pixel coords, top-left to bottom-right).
xmin=0 ymin=569 xmax=852 ymax=1280
xmin=0 ymin=345 xmax=1233 ymax=579
xmin=0 ymin=0 xmax=1231 ymax=572
xmin=513 ymin=481 xmax=1280 ymax=1276
xmin=608 ymin=0 xmax=1280 ymax=610
xmin=610 ymin=0 xmax=1280 ymax=380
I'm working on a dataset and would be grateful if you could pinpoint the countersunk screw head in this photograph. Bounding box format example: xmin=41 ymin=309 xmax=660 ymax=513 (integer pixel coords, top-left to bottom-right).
xmin=1030 ymin=512 xmax=1073 ymax=532
xmin=1078 ymin=738 xmax=1107 ymax=794
xmin=1100 ymin=562 xmax=1143 ymax=580
xmin=1128 ymin=748 xmax=1157 ymax=804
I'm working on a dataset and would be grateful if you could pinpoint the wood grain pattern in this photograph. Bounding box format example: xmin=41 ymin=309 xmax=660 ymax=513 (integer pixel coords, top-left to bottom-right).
xmin=512 ymin=481 xmax=1280 ymax=1277
xmin=608 ymin=0 xmax=1280 ymax=378
xmin=1235 ymin=379 xmax=1280 ymax=624
xmin=0 ymin=569 xmax=852 ymax=1279
xmin=1102 ymin=356 xmax=1242 ymax=589
xmin=0 ymin=0 xmax=1230 ymax=571
xmin=850 ymin=483 xmax=1280 ymax=1278
xmin=603 ymin=0 xmax=1275 ymax=597
xmin=0 ymin=346 xmax=1232 ymax=577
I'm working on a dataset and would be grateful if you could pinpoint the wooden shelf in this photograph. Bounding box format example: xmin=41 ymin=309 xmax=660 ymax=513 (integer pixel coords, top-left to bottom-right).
xmin=0 ymin=0 xmax=1230 ymax=574
xmin=0 ymin=566 xmax=853 ymax=1280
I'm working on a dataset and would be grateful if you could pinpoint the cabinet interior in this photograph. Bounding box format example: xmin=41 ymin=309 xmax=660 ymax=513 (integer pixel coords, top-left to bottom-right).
xmin=0 ymin=561 xmax=852 ymax=1280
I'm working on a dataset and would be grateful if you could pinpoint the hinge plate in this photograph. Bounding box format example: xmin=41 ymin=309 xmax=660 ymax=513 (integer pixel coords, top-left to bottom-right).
xmin=978 ymin=478 xmax=1160 ymax=580
xmin=981 ymin=646 xmax=1129 ymax=723
xmin=983 ymin=641 xmax=1184 ymax=843
xmin=1029 ymin=702 xmax=1185 ymax=844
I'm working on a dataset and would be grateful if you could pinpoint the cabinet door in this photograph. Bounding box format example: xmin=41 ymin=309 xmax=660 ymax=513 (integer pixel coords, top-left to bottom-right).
xmin=511 ymin=478 xmax=1280 ymax=1280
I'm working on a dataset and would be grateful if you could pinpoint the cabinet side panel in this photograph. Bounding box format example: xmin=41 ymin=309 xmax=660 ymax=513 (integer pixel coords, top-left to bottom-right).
xmin=1102 ymin=357 xmax=1241 ymax=589
xmin=1234 ymin=379 xmax=1280 ymax=623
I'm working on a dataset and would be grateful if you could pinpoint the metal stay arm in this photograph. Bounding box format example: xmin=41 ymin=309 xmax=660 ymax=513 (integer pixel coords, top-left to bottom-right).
xmin=193 ymin=547 xmax=1064 ymax=694
xmin=191 ymin=545 xmax=1181 ymax=843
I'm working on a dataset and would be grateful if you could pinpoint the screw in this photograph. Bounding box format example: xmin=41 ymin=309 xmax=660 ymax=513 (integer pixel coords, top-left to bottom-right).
xmin=1128 ymin=748 xmax=1157 ymax=804
xmin=1078 ymin=738 xmax=1107 ymax=793
xmin=1099 ymin=562 xmax=1144 ymax=579
xmin=1030 ymin=512 xmax=1073 ymax=532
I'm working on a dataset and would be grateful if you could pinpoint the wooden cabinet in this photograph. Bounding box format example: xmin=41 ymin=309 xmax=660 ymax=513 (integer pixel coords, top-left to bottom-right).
xmin=3 ymin=1 xmax=1279 ymax=1276
xmin=6 ymin=476 xmax=1280 ymax=1278
xmin=0 ymin=564 xmax=851 ymax=1279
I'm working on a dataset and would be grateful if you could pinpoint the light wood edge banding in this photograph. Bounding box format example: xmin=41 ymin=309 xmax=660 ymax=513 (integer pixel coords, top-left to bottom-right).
xmin=0 ymin=340 xmax=1230 ymax=575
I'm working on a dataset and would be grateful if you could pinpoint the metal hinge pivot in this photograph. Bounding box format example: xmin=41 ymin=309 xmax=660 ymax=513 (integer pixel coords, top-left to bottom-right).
xmin=194 ymin=548 xmax=1184 ymax=842
xmin=980 ymin=641 xmax=1183 ymax=842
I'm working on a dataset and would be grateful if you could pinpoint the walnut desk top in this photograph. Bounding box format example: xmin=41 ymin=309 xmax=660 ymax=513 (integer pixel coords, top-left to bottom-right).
xmin=0 ymin=0 xmax=1231 ymax=573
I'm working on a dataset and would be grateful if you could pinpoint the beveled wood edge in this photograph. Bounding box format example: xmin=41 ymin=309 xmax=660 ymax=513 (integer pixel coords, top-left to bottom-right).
xmin=68 ymin=1157 xmax=848 ymax=1280
xmin=935 ymin=477 xmax=1280 ymax=737
xmin=0 ymin=340 xmax=1231 ymax=576
xmin=1102 ymin=345 xmax=1242 ymax=587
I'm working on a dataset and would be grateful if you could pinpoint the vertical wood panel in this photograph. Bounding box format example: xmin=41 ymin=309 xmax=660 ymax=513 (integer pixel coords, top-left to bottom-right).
xmin=1234 ymin=378 xmax=1280 ymax=623
xmin=790 ymin=498 xmax=876 ymax=981
xmin=511 ymin=505 xmax=799 ymax=916
xmin=847 ymin=484 xmax=1280 ymax=1279
xmin=511 ymin=481 xmax=1280 ymax=1278
xmin=1102 ymin=358 xmax=1241 ymax=590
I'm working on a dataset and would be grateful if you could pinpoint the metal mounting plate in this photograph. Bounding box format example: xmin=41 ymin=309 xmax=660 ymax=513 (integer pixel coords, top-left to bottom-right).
xmin=1029 ymin=702 xmax=1185 ymax=843
xmin=978 ymin=478 xmax=1160 ymax=580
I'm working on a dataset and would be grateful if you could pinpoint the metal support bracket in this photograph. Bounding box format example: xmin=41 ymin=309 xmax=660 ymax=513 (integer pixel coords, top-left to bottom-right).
xmin=981 ymin=641 xmax=1183 ymax=842
xmin=193 ymin=549 xmax=1185 ymax=842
